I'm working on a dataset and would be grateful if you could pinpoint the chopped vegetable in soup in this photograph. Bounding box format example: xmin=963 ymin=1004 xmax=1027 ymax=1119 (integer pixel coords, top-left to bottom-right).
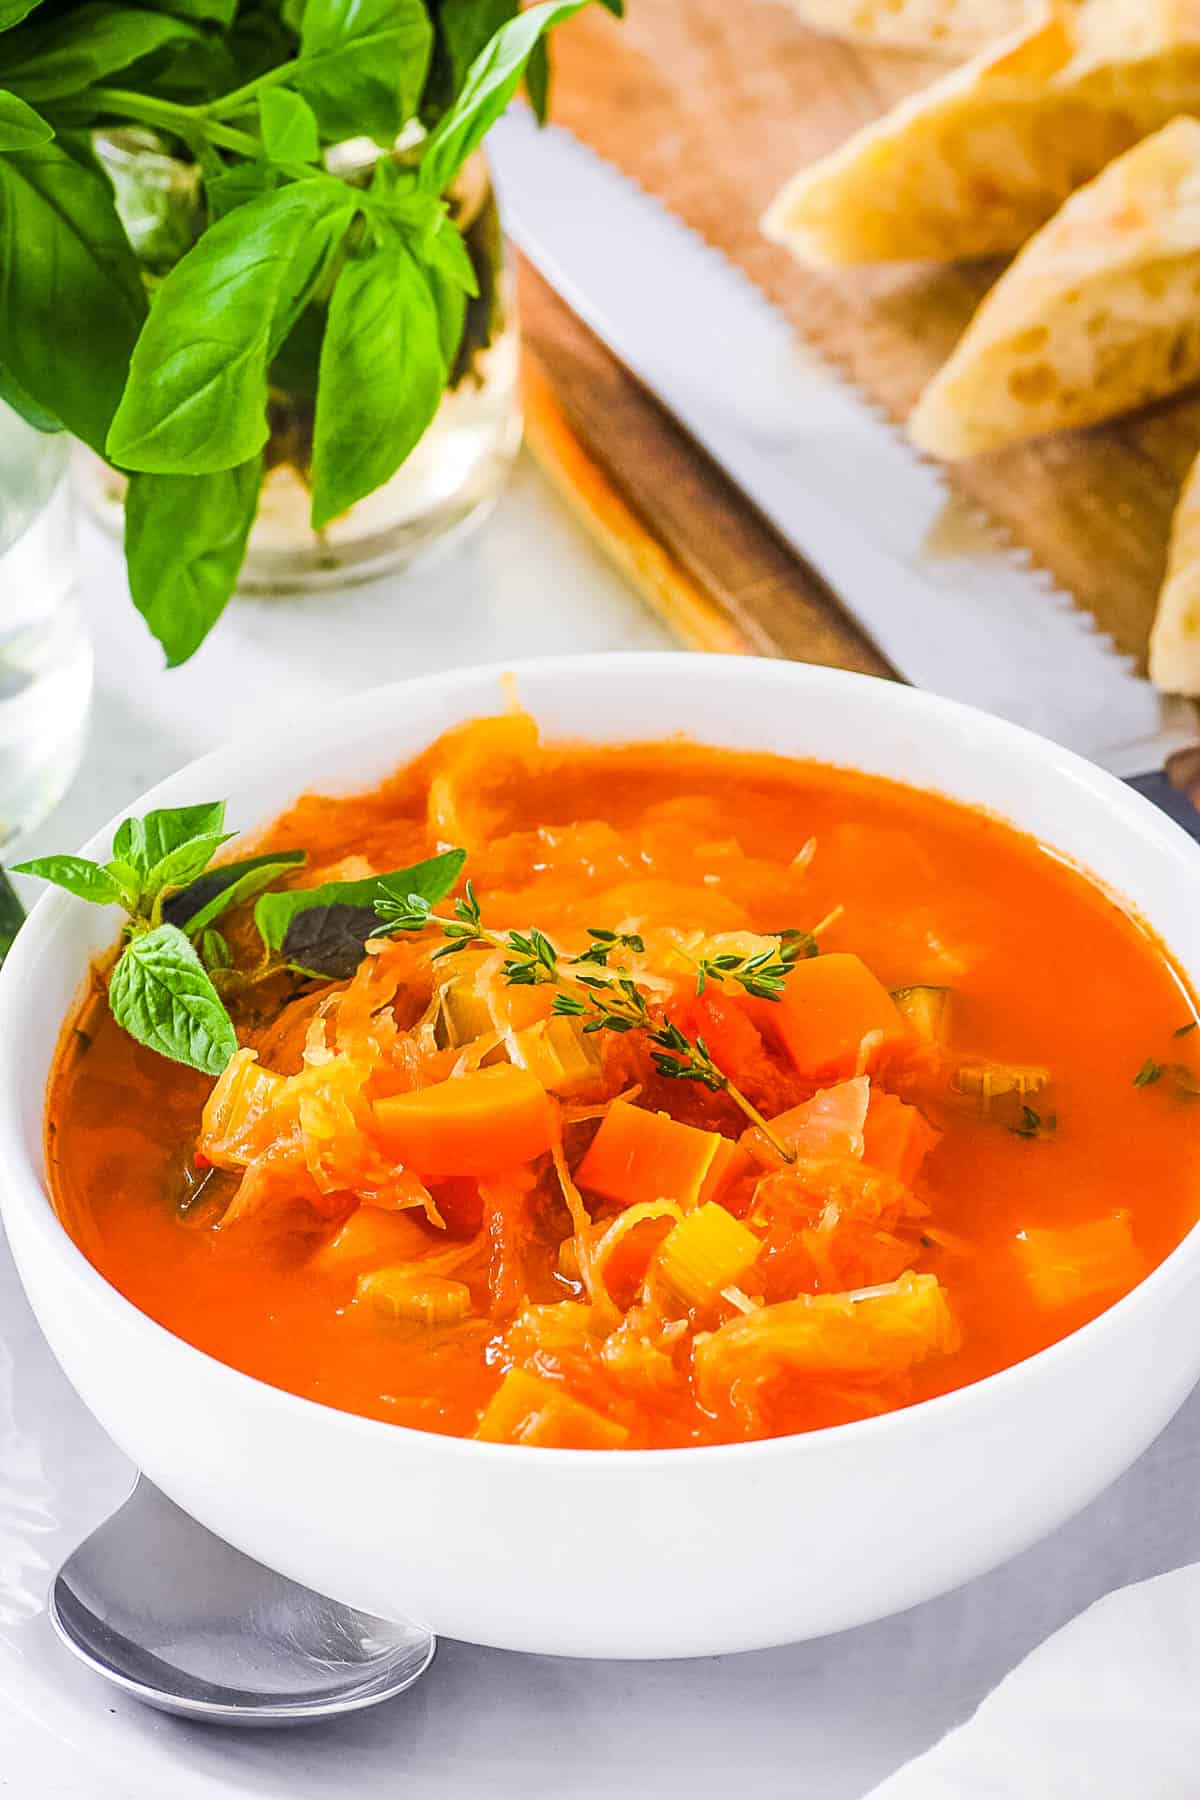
xmin=44 ymin=715 xmax=1200 ymax=1448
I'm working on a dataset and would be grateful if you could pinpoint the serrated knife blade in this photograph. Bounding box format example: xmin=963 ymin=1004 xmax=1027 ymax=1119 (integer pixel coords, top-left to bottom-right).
xmin=490 ymin=110 xmax=1198 ymax=791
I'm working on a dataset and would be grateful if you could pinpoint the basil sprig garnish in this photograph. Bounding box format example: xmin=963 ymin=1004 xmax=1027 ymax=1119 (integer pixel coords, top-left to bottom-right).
xmin=255 ymin=848 xmax=466 ymax=979
xmin=15 ymin=801 xmax=252 ymax=1075
xmin=15 ymin=809 xmax=468 ymax=1073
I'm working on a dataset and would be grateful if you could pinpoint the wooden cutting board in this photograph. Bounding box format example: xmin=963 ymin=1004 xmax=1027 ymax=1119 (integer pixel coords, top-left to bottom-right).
xmin=520 ymin=0 xmax=1200 ymax=672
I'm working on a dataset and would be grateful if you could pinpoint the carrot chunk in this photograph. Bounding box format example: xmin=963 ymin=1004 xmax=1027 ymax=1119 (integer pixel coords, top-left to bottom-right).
xmin=372 ymin=1066 xmax=556 ymax=1177
xmin=748 ymin=953 xmax=911 ymax=1079
xmin=576 ymin=1099 xmax=749 ymax=1211
xmin=863 ymin=1090 xmax=941 ymax=1184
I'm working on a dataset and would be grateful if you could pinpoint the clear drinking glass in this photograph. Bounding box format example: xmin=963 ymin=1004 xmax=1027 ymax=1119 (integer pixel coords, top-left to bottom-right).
xmin=0 ymin=406 xmax=92 ymax=850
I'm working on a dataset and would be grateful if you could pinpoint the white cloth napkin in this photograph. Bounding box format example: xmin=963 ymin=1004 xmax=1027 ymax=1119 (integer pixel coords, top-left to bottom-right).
xmin=869 ymin=1562 xmax=1200 ymax=1798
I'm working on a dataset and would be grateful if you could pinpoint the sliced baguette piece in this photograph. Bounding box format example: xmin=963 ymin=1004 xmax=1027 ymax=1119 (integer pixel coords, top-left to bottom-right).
xmin=1150 ymin=447 xmax=1200 ymax=693
xmin=787 ymin=0 xmax=1035 ymax=59
xmin=909 ymin=117 xmax=1200 ymax=458
xmin=764 ymin=1 xmax=1200 ymax=264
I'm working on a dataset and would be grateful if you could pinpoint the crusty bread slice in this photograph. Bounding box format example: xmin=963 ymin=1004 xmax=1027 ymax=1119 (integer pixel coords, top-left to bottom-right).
xmin=764 ymin=1 xmax=1200 ymax=264
xmin=787 ymin=0 xmax=1034 ymax=59
xmin=1151 ymin=447 xmax=1200 ymax=693
xmin=909 ymin=117 xmax=1200 ymax=457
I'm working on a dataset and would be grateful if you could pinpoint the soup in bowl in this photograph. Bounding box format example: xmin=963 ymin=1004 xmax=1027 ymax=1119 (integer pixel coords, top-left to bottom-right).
xmin=2 ymin=656 xmax=1200 ymax=1657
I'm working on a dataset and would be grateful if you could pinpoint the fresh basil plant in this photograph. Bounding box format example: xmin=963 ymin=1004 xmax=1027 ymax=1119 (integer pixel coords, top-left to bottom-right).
xmin=0 ymin=0 xmax=622 ymax=664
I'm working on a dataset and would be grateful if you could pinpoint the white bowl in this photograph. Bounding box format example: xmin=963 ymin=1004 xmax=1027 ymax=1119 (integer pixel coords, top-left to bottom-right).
xmin=3 ymin=654 xmax=1200 ymax=1660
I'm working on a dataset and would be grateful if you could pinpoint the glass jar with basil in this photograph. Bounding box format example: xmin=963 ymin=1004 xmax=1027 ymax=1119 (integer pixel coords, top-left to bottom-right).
xmin=0 ymin=0 xmax=623 ymax=663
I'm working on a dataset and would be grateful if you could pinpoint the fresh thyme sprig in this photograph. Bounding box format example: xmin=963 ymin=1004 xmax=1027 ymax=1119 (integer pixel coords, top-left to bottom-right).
xmin=696 ymin=944 xmax=797 ymax=1001
xmin=1010 ymin=1105 xmax=1057 ymax=1140
xmin=375 ymin=879 xmax=564 ymax=986
xmin=376 ymin=878 xmax=796 ymax=1158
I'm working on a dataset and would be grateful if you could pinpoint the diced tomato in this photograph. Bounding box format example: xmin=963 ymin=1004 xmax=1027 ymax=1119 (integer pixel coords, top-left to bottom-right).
xmin=669 ymin=989 xmax=767 ymax=1083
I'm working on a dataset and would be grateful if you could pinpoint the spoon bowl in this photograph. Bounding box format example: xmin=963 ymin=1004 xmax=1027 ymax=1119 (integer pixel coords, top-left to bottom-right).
xmin=49 ymin=1477 xmax=436 ymax=1726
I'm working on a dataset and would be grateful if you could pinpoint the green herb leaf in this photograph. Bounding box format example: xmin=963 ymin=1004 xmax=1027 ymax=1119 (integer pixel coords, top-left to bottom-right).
xmin=297 ymin=0 xmax=433 ymax=142
xmin=1010 ymin=1105 xmax=1057 ymax=1139
xmin=1175 ymin=1020 xmax=1198 ymax=1039
xmin=256 ymin=848 xmax=467 ymax=976
xmin=419 ymin=212 xmax=478 ymax=368
xmin=0 ymin=361 xmax=62 ymax=430
xmin=203 ymin=157 xmax=283 ymax=221
xmin=200 ymin=926 xmax=232 ymax=968
xmin=0 ymin=867 xmax=25 ymax=968
xmin=425 ymin=0 xmax=516 ymax=116
xmin=419 ymin=0 xmax=622 ymax=196
xmin=310 ymin=242 xmax=445 ymax=529
xmin=0 ymin=140 xmax=146 ymax=453
xmin=144 ymin=0 xmax=237 ymax=25
xmin=1134 ymin=1057 xmax=1164 ymax=1089
xmin=109 ymin=922 xmax=237 ymax=1074
xmin=258 ymin=85 xmax=319 ymax=162
xmin=162 ymin=848 xmax=307 ymax=936
xmin=145 ymin=830 xmax=236 ymax=898
xmin=0 ymin=3 xmax=205 ymax=102
xmin=114 ymin=802 xmax=228 ymax=878
xmin=0 ymin=88 xmax=51 ymax=146
xmin=0 ymin=0 xmax=45 ymax=30
xmin=124 ymin=458 xmax=263 ymax=664
xmin=524 ymin=34 xmax=549 ymax=120
xmin=106 ymin=178 xmax=358 ymax=474
xmin=10 ymin=854 xmax=124 ymax=905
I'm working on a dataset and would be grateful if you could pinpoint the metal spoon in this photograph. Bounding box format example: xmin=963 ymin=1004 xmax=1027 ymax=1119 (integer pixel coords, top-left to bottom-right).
xmin=48 ymin=1476 xmax=436 ymax=1726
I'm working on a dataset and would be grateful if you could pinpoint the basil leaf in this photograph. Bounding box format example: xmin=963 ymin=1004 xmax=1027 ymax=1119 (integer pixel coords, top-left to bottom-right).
xmin=0 ymin=141 xmax=146 ymax=453
xmin=107 ymin=178 xmax=357 ymax=474
xmin=277 ymin=903 xmax=382 ymax=979
xmin=297 ymin=0 xmax=432 ymax=143
xmin=524 ymin=36 xmax=548 ymax=122
xmin=114 ymin=801 xmax=227 ymax=875
xmin=109 ymin=923 xmax=237 ymax=1074
xmin=142 ymin=0 xmax=236 ymax=24
xmin=203 ymin=157 xmax=281 ymax=221
xmin=125 ymin=459 xmax=262 ymax=664
xmin=0 ymin=0 xmax=45 ymax=29
xmin=11 ymin=854 xmax=123 ymax=905
xmin=1 ymin=3 xmax=205 ymax=102
xmin=420 ymin=214 xmax=477 ymax=367
xmin=0 ymin=89 xmax=50 ymax=147
xmin=255 ymin=849 xmax=466 ymax=977
xmin=0 ymin=362 xmax=63 ymax=431
xmin=258 ymin=86 xmax=319 ymax=163
xmin=426 ymin=0 xmax=515 ymax=115
xmin=162 ymin=847 xmax=306 ymax=935
xmin=145 ymin=830 xmax=235 ymax=898
xmin=310 ymin=243 xmax=444 ymax=529
xmin=0 ymin=868 xmax=23 ymax=969
xmin=201 ymin=926 xmax=232 ymax=969
xmin=419 ymin=0 xmax=622 ymax=195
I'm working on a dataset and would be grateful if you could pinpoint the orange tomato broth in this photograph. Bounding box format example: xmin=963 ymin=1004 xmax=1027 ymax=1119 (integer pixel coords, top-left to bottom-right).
xmin=46 ymin=712 xmax=1200 ymax=1449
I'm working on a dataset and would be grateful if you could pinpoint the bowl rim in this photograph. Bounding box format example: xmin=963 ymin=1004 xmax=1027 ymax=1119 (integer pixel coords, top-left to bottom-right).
xmin=4 ymin=649 xmax=1200 ymax=1470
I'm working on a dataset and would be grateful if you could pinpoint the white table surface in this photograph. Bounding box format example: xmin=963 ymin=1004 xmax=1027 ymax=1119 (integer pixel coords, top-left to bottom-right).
xmin=5 ymin=457 xmax=1200 ymax=1798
